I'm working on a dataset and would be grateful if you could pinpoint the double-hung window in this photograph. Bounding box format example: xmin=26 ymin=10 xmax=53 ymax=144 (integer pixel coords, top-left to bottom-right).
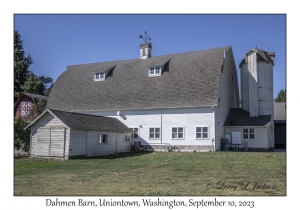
xmin=99 ymin=134 xmax=107 ymax=144
xmin=172 ymin=127 xmax=184 ymax=139
xmin=196 ymin=126 xmax=209 ymax=139
xmin=149 ymin=127 xmax=160 ymax=139
xmin=243 ymin=128 xmax=255 ymax=139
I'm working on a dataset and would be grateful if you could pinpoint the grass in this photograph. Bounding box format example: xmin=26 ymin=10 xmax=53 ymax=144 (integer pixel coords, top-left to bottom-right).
xmin=14 ymin=151 xmax=286 ymax=196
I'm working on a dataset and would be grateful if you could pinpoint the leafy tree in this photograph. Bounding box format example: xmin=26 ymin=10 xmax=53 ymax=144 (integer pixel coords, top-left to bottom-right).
xmin=14 ymin=117 xmax=30 ymax=153
xmin=14 ymin=30 xmax=34 ymax=101
xmin=275 ymin=89 xmax=286 ymax=102
xmin=21 ymin=73 xmax=53 ymax=95
xmin=28 ymin=98 xmax=47 ymax=120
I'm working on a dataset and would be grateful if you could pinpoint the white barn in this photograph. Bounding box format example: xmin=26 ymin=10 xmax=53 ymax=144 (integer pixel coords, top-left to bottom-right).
xmin=26 ymin=43 xmax=275 ymax=158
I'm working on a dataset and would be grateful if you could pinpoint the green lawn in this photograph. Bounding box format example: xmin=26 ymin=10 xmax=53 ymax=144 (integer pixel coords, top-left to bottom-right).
xmin=14 ymin=151 xmax=286 ymax=196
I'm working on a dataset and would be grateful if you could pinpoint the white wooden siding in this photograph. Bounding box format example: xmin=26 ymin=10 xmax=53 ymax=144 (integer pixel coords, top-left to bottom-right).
xmin=77 ymin=107 xmax=216 ymax=148
xmin=69 ymin=130 xmax=87 ymax=156
xmin=224 ymin=127 xmax=268 ymax=149
xmin=86 ymin=132 xmax=130 ymax=157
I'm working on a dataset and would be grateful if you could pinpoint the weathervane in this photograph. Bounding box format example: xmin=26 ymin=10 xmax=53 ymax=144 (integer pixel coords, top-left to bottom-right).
xmin=139 ymin=31 xmax=151 ymax=43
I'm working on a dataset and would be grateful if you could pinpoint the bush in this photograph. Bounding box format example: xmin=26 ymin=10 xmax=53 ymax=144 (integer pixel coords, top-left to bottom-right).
xmin=14 ymin=117 xmax=30 ymax=153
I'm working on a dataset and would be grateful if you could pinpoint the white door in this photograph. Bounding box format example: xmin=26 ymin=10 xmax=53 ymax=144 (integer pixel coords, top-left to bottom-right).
xmin=231 ymin=131 xmax=241 ymax=144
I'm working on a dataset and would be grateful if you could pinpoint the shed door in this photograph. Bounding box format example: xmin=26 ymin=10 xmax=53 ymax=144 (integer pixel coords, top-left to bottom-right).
xmin=37 ymin=128 xmax=66 ymax=157
xmin=37 ymin=128 xmax=50 ymax=156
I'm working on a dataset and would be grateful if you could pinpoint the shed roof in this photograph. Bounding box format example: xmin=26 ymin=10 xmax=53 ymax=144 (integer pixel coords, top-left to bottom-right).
xmin=47 ymin=46 xmax=231 ymax=111
xmin=224 ymin=108 xmax=271 ymax=127
xmin=26 ymin=109 xmax=132 ymax=133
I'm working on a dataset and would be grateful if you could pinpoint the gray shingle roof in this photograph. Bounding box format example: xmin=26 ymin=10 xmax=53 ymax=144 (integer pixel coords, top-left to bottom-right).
xmin=47 ymin=46 xmax=231 ymax=111
xmin=224 ymin=108 xmax=271 ymax=127
xmin=49 ymin=109 xmax=131 ymax=133
xmin=20 ymin=92 xmax=47 ymax=103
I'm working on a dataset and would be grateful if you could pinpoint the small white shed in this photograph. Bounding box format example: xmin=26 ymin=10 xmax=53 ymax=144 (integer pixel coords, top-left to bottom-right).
xmin=25 ymin=109 xmax=132 ymax=159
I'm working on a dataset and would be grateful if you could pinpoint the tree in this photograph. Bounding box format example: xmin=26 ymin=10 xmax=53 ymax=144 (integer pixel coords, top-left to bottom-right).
xmin=21 ymin=73 xmax=53 ymax=95
xmin=28 ymin=98 xmax=47 ymax=120
xmin=14 ymin=117 xmax=30 ymax=153
xmin=14 ymin=30 xmax=34 ymax=101
xmin=275 ymin=89 xmax=286 ymax=102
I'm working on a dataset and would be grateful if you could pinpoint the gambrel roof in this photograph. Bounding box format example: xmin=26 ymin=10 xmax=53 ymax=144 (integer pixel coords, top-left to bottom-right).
xmin=47 ymin=46 xmax=232 ymax=111
xmin=26 ymin=109 xmax=132 ymax=133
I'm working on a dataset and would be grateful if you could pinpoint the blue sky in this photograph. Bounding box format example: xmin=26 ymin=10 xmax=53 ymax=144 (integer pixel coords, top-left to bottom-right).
xmin=14 ymin=14 xmax=286 ymax=97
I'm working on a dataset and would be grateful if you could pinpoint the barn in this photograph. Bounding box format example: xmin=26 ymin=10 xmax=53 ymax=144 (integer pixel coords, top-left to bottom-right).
xmin=25 ymin=109 xmax=132 ymax=159
xmin=26 ymin=43 xmax=276 ymax=157
xmin=14 ymin=92 xmax=47 ymax=121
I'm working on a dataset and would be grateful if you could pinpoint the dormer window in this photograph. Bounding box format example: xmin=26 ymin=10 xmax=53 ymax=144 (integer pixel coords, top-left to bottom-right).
xmin=149 ymin=67 xmax=161 ymax=76
xmin=93 ymin=65 xmax=116 ymax=82
xmin=94 ymin=72 xmax=105 ymax=81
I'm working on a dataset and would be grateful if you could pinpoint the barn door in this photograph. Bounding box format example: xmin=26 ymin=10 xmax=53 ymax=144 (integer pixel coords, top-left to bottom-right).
xmin=37 ymin=128 xmax=50 ymax=156
xmin=37 ymin=128 xmax=66 ymax=157
xmin=50 ymin=128 xmax=66 ymax=157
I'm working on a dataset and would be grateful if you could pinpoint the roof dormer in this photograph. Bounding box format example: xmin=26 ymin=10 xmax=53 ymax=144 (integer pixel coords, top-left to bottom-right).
xmin=93 ymin=65 xmax=116 ymax=82
xmin=147 ymin=58 xmax=170 ymax=77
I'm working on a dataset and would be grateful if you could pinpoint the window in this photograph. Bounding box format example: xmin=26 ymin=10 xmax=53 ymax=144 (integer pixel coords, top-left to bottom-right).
xmin=131 ymin=128 xmax=139 ymax=139
xmin=149 ymin=127 xmax=160 ymax=139
xmin=243 ymin=128 xmax=255 ymax=139
xmin=94 ymin=72 xmax=105 ymax=81
xmin=172 ymin=127 xmax=184 ymax=139
xmin=196 ymin=126 xmax=209 ymax=139
xmin=99 ymin=134 xmax=107 ymax=144
xmin=149 ymin=67 xmax=162 ymax=76
xmin=124 ymin=135 xmax=131 ymax=142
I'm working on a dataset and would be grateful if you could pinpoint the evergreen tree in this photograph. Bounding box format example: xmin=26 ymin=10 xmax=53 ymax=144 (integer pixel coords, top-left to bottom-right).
xmin=14 ymin=30 xmax=34 ymax=101
xmin=275 ymin=89 xmax=286 ymax=102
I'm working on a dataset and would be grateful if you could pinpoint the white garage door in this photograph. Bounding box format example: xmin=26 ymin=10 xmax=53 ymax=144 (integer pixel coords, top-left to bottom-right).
xmin=37 ymin=128 xmax=66 ymax=157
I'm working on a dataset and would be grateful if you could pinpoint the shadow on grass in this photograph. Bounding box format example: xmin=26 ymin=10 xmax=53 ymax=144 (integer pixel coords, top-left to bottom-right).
xmin=86 ymin=151 xmax=154 ymax=160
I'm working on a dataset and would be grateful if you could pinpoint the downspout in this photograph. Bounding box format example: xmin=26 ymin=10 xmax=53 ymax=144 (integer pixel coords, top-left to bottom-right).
xmin=212 ymin=106 xmax=216 ymax=151
xmin=86 ymin=130 xmax=88 ymax=157
xmin=161 ymin=112 xmax=162 ymax=144
xmin=116 ymin=133 xmax=118 ymax=154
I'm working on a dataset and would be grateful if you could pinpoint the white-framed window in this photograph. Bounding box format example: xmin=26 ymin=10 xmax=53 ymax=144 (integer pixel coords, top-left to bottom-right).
xmin=94 ymin=72 xmax=105 ymax=81
xmin=124 ymin=135 xmax=131 ymax=142
xmin=149 ymin=127 xmax=161 ymax=139
xmin=99 ymin=134 xmax=107 ymax=144
xmin=195 ymin=126 xmax=209 ymax=139
xmin=243 ymin=128 xmax=255 ymax=139
xmin=172 ymin=127 xmax=184 ymax=139
xmin=130 ymin=127 xmax=139 ymax=139
xmin=149 ymin=67 xmax=162 ymax=76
